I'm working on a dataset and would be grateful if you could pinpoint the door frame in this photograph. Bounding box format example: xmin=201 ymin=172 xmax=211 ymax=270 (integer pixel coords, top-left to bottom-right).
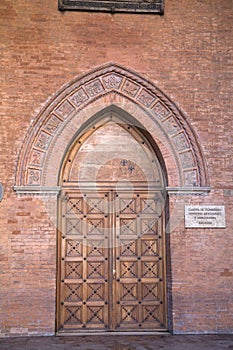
xmin=56 ymin=108 xmax=171 ymax=334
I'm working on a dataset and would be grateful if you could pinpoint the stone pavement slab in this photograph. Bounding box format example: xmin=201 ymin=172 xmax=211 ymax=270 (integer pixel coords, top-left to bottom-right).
xmin=0 ymin=335 xmax=233 ymax=350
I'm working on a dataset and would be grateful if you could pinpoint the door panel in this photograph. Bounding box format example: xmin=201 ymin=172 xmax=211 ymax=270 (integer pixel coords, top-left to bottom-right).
xmin=59 ymin=191 xmax=110 ymax=330
xmin=57 ymin=188 xmax=166 ymax=332
xmin=114 ymin=191 xmax=165 ymax=330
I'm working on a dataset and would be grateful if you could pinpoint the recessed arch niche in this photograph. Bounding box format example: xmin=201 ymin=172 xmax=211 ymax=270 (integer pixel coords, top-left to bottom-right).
xmin=59 ymin=107 xmax=167 ymax=190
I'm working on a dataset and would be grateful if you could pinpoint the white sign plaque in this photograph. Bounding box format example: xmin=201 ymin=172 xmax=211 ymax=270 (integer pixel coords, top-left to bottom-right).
xmin=185 ymin=205 xmax=226 ymax=228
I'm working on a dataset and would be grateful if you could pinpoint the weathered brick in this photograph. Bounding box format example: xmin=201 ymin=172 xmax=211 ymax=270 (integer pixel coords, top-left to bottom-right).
xmin=0 ymin=0 xmax=232 ymax=337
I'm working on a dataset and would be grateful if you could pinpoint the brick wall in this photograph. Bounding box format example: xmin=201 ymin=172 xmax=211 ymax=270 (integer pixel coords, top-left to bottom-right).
xmin=0 ymin=0 xmax=232 ymax=335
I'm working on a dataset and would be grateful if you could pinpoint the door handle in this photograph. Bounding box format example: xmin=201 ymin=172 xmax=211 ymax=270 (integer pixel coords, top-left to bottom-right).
xmin=113 ymin=269 xmax=116 ymax=279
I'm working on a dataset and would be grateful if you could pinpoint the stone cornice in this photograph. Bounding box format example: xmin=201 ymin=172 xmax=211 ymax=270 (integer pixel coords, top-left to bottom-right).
xmin=13 ymin=186 xmax=61 ymax=195
xmin=166 ymin=187 xmax=211 ymax=196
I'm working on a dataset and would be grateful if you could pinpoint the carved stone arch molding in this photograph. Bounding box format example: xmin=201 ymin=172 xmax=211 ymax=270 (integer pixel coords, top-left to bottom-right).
xmin=14 ymin=63 xmax=210 ymax=195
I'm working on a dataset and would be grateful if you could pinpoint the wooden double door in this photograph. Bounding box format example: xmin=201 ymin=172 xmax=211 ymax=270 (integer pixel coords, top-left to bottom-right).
xmin=57 ymin=187 xmax=167 ymax=333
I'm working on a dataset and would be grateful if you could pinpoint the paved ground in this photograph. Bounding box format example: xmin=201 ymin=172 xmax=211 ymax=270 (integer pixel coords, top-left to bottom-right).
xmin=0 ymin=334 xmax=233 ymax=350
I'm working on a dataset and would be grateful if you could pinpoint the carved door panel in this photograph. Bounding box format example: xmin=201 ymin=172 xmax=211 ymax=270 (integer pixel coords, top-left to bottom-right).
xmin=113 ymin=191 xmax=166 ymax=330
xmin=57 ymin=188 xmax=166 ymax=332
xmin=58 ymin=191 xmax=111 ymax=331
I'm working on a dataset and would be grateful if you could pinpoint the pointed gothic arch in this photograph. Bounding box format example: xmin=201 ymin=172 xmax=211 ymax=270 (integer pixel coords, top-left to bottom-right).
xmin=57 ymin=107 xmax=169 ymax=332
xmin=14 ymin=63 xmax=210 ymax=195
xmin=58 ymin=105 xmax=168 ymax=188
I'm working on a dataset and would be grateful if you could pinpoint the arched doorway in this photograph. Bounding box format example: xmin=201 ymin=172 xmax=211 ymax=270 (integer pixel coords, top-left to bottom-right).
xmin=56 ymin=110 xmax=168 ymax=333
xmin=13 ymin=63 xmax=210 ymax=335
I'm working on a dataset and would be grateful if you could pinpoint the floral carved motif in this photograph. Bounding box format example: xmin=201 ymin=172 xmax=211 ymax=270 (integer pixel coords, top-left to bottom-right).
xmin=137 ymin=89 xmax=155 ymax=107
xmin=173 ymin=133 xmax=189 ymax=152
xmin=69 ymin=88 xmax=89 ymax=107
xmin=85 ymin=79 xmax=104 ymax=97
xmin=102 ymin=74 xmax=123 ymax=90
xmin=44 ymin=114 xmax=62 ymax=133
xmin=35 ymin=131 xmax=52 ymax=150
xmin=152 ymin=102 xmax=170 ymax=120
xmin=29 ymin=150 xmax=45 ymax=167
xmin=27 ymin=169 xmax=41 ymax=185
xmin=56 ymin=100 xmax=75 ymax=119
xmin=184 ymin=170 xmax=198 ymax=187
xmin=180 ymin=151 xmax=195 ymax=169
xmin=163 ymin=117 xmax=181 ymax=135
xmin=122 ymin=79 xmax=140 ymax=97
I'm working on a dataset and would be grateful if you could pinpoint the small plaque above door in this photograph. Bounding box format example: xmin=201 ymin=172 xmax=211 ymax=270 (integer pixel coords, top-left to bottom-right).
xmin=58 ymin=0 xmax=164 ymax=14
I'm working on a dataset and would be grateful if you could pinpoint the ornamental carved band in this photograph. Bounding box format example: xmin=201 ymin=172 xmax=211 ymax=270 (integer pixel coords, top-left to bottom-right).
xmin=14 ymin=63 xmax=209 ymax=191
xmin=58 ymin=0 xmax=164 ymax=14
